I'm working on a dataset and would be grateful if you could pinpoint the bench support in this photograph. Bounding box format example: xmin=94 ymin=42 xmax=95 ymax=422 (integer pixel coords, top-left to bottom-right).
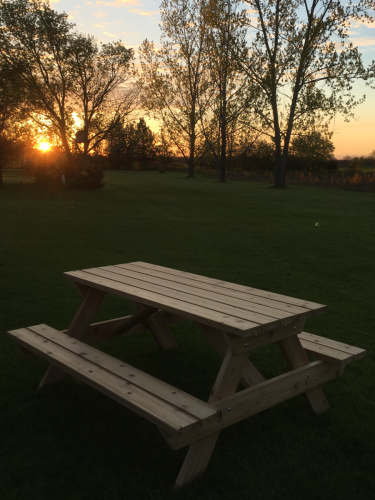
xmin=175 ymin=342 xmax=249 ymax=489
xmin=278 ymin=336 xmax=330 ymax=414
xmin=38 ymin=287 xmax=106 ymax=389
xmin=135 ymin=302 xmax=178 ymax=350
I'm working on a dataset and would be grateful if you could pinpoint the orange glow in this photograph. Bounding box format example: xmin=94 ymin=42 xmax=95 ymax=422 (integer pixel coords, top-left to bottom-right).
xmin=38 ymin=142 xmax=51 ymax=152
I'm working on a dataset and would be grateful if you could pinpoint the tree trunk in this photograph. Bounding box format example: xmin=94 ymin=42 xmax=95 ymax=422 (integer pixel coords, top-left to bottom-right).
xmin=219 ymin=81 xmax=227 ymax=183
xmin=274 ymin=152 xmax=287 ymax=187
xmin=0 ymin=166 xmax=3 ymax=187
xmin=187 ymin=108 xmax=196 ymax=178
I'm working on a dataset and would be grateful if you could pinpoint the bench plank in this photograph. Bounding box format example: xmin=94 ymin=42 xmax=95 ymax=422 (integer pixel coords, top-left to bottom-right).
xmin=8 ymin=326 xmax=218 ymax=434
xmin=298 ymin=332 xmax=366 ymax=366
xmin=130 ymin=262 xmax=326 ymax=313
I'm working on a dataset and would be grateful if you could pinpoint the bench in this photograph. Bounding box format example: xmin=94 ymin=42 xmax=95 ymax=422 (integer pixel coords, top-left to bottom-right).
xmin=298 ymin=331 xmax=366 ymax=366
xmin=8 ymin=324 xmax=219 ymax=436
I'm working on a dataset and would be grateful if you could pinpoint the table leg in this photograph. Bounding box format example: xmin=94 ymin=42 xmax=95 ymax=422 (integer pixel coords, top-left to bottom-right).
xmin=175 ymin=347 xmax=249 ymax=489
xmin=278 ymin=335 xmax=330 ymax=414
xmin=135 ymin=302 xmax=178 ymax=350
xmin=196 ymin=323 xmax=265 ymax=387
xmin=38 ymin=287 xmax=106 ymax=389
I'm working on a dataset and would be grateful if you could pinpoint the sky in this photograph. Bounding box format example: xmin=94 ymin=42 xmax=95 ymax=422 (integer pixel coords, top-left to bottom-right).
xmin=53 ymin=0 xmax=375 ymax=158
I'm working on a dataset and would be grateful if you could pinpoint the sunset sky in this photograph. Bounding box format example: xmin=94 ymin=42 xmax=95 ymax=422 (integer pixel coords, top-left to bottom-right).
xmin=54 ymin=0 xmax=375 ymax=157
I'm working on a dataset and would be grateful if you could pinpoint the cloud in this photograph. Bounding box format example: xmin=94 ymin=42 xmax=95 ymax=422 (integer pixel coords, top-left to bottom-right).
xmin=93 ymin=23 xmax=107 ymax=27
xmin=129 ymin=8 xmax=159 ymax=16
xmin=93 ymin=10 xmax=109 ymax=17
xmin=103 ymin=31 xmax=117 ymax=37
xmin=96 ymin=0 xmax=140 ymax=6
xmin=352 ymin=37 xmax=375 ymax=46
xmin=86 ymin=1 xmax=93 ymax=4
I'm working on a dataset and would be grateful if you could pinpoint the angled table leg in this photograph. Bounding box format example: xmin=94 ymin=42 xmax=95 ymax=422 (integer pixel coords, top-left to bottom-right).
xmin=175 ymin=346 xmax=249 ymax=489
xmin=196 ymin=323 xmax=265 ymax=387
xmin=38 ymin=287 xmax=106 ymax=389
xmin=135 ymin=302 xmax=178 ymax=350
xmin=278 ymin=335 xmax=330 ymax=414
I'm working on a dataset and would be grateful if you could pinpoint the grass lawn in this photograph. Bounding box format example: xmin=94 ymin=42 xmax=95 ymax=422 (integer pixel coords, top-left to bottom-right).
xmin=1 ymin=171 xmax=374 ymax=500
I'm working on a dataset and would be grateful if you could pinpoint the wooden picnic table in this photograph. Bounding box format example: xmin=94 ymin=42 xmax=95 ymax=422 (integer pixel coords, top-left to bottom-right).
xmin=7 ymin=262 xmax=366 ymax=488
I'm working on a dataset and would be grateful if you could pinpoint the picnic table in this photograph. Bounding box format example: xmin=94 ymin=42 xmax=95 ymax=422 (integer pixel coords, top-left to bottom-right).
xmin=7 ymin=262 xmax=366 ymax=488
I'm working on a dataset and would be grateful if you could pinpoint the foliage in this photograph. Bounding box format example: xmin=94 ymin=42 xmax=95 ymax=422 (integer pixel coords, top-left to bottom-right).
xmin=290 ymin=131 xmax=336 ymax=170
xmin=106 ymin=118 xmax=157 ymax=169
xmin=24 ymin=148 xmax=104 ymax=189
xmin=0 ymin=0 xmax=137 ymax=177
xmin=138 ymin=0 xmax=209 ymax=177
xmin=235 ymin=0 xmax=375 ymax=186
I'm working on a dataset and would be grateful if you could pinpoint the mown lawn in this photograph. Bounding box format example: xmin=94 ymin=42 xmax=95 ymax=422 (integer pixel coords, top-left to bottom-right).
xmin=1 ymin=172 xmax=374 ymax=500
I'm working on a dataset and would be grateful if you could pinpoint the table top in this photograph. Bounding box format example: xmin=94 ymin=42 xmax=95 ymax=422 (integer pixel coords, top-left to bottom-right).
xmin=64 ymin=262 xmax=326 ymax=337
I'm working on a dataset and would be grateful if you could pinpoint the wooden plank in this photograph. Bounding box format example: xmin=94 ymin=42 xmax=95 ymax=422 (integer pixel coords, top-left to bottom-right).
xmin=24 ymin=325 xmax=217 ymax=423
xmin=298 ymin=332 xmax=366 ymax=360
xmin=278 ymin=336 xmax=330 ymax=415
xmin=226 ymin=318 xmax=306 ymax=353
xmin=102 ymin=265 xmax=302 ymax=322
xmin=61 ymin=312 xmax=184 ymax=345
xmin=299 ymin=339 xmax=365 ymax=366
xmin=108 ymin=306 xmax=158 ymax=338
xmin=130 ymin=262 xmax=326 ymax=313
xmin=64 ymin=270 xmax=263 ymax=336
xmin=9 ymin=327 xmax=217 ymax=434
xmin=165 ymin=360 xmax=341 ymax=450
xmin=119 ymin=263 xmax=313 ymax=316
xmin=80 ymin=267 xmax=291 ymax=329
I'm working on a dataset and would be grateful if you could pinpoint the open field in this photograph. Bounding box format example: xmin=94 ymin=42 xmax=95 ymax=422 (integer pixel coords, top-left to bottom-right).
xmin=1 ymin=172 xmax=374 ymax=500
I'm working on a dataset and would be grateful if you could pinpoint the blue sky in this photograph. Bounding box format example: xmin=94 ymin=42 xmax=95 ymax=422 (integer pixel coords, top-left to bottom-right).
xmin=53 ymin=0 xmax=375 ymax=157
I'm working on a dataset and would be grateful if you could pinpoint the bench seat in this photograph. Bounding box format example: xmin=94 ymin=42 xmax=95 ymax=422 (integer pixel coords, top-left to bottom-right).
xmin=298 ymin=331 xmax=366 ymax=367
xmin=7 ymin=324 xmax=219 ymax=436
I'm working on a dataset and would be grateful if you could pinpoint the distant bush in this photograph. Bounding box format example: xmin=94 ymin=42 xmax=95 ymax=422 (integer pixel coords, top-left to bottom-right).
xmin=24 ymin=149 xmax=104 ymax=189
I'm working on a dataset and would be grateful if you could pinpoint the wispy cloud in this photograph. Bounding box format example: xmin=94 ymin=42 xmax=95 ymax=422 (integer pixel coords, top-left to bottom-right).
xmin=129 ymin=9 xmax=159 ymax=16
xmin=351 ymin=37 xmax=375 ymax=47
xmin=93 ymin=10 xmax=109 ymax=17
xmin=96 ymin=0 xmax=140 ymax=6
xmin=103 ymin=31 xmax=117 ymax=37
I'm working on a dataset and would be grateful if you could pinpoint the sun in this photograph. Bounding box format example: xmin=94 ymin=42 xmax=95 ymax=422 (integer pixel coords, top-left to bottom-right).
xmin=38 ymin=142 xmax=51 ymax=152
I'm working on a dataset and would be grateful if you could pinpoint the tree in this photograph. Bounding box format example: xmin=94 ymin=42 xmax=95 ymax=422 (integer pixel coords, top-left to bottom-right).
xmin=198 ymin=0 xmax=253 ymax=182
xmin=106 ymin=118 xmax=157 ymax=168
xmin=0 ymin=0 xmax=138 ymax=176
xmin=138 ymin=0 xmax=209 ymax=178
xmin=290 ymin=130 xmax=335 ymax=169
xmin=0 ymin=0 xmax=75 ymax=159
xmin=236 ymin=0 xmax=375 ymax=186
xmin=68 ymin=35 xmax=138 ymax=167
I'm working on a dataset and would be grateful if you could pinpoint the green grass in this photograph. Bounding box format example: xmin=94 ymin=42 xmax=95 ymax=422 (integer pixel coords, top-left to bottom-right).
xmin=1 ymin=172 xmax=374 ymax=500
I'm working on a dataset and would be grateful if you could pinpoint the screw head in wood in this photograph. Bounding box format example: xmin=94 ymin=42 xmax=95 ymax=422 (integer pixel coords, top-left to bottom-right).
xmin=294 ymin=327 xmax=296 ymax=330
xmin=228 ymin=407 xmax=231 ymax=412
xmin=307 ymin=374 xmax=310 ymax=377
xmin=245 ymin=343 xmax=247 ymax=346
xmin=316 ymin=377 xmax=318 ymax=380
xmin=255 ymin=334 xmax=258 ymax=337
